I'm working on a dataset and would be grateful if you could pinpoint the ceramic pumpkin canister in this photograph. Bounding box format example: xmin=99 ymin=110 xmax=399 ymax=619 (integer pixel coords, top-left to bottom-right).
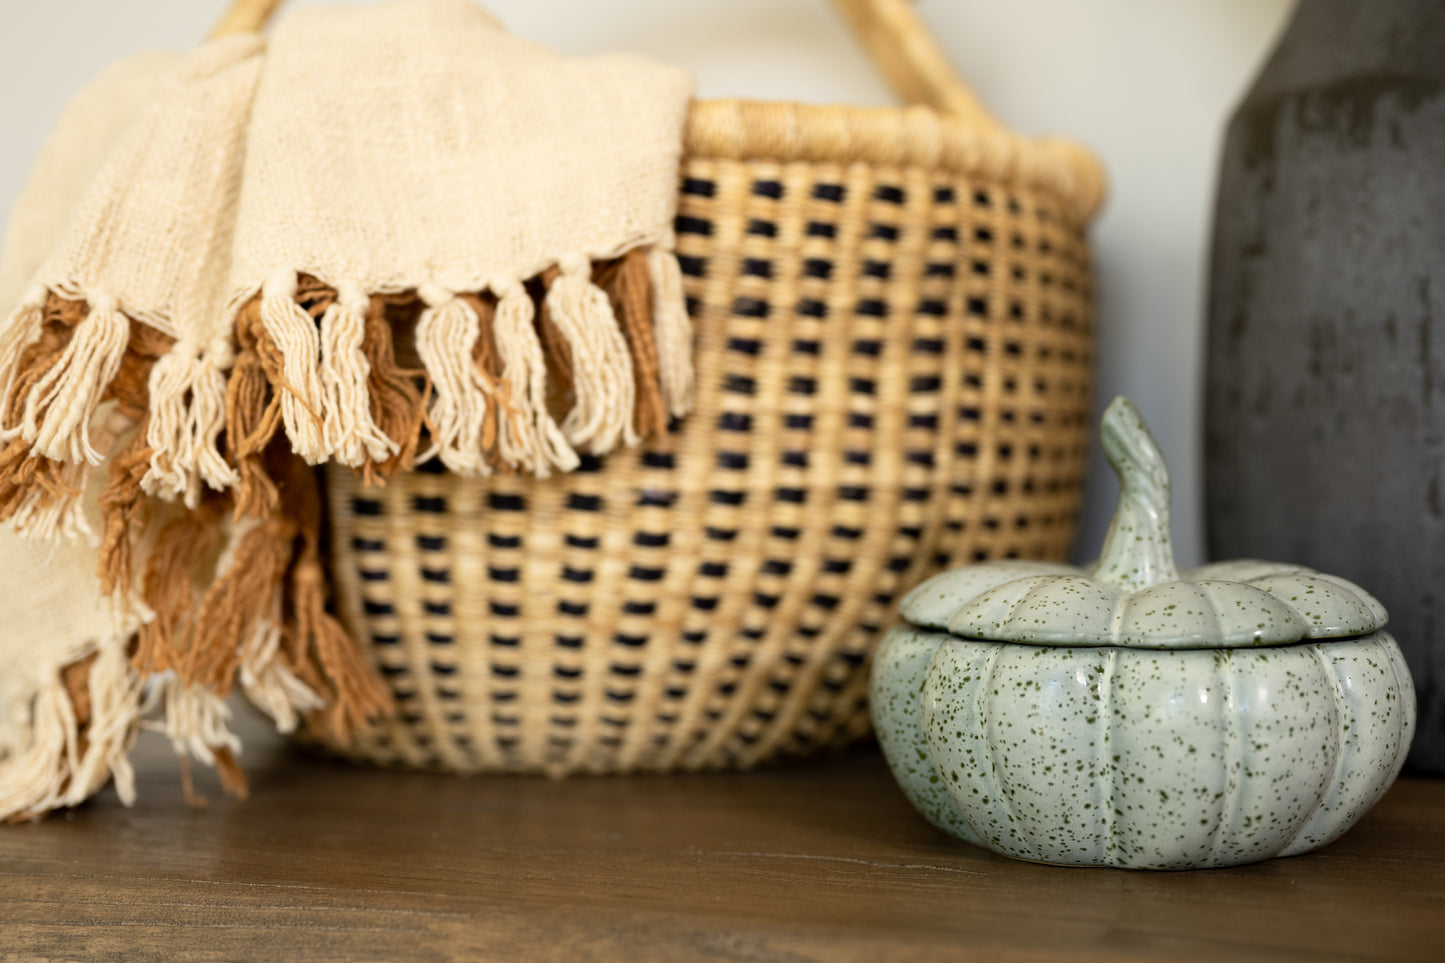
xmin=871 ymin=397 xmax=1415 ymax=870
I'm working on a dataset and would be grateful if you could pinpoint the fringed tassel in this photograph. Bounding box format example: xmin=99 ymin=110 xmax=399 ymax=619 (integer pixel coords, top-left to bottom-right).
xmin=0 ymin=288 xmax=46 ymax=431
xmin=604 ymin=249 xmax=668 ymax=439
xmin=141 ymin=339 xmax=238 ymax=506
xmin=182 ymin=448 xmax=391 ymax=743
xmin=359 ymin=295 xmax=427 ymax=483
xmin=98 ymin=421 xmax=153 ymax=595
xmin=543 ymin=257 xmax=637 ymax=454
xmin=415 ymin=286 xmax=496 ymax=477
xmin=8 ymin=458 xmax=91 ymax=542
xmin=0 ymin=642 xmax=144 ymax=822
xmin=20 ymin=294 xmax=129 ymax=466
xmin=187 ymin=514 xmax=293 ymax=695
xmin=281 ymin=448 xmax=393 ymax=741
xmin=646 ymin=241 xmax=695 ymax=419
xmin=64 ymin=643 xmax=146 ymax=808
xmin=257 ymin=272 xmax=327 ymax=464
xmin=226 ymin=300 xmax=283 ymax=519
xmin=292 ymin=545 xmax=395 ymax=742
xmin=133 ymin=505 xmax=224 ymax=676
xmin=319 ymin=283 xmax=398 ymax=469
xmin=493 ymin=283 xmax=577 ymax=476
xmin=238 ymin=594 xmax=323 ymax=735
xmin=0 ymin=440 xmax=82 ymax=536
xmin=147 ymin=681 xmax=248 ymax=801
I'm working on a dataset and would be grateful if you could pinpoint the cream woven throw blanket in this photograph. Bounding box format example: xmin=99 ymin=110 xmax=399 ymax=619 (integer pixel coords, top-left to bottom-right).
xmin=0 ymin=0 xmax=693 ymax=820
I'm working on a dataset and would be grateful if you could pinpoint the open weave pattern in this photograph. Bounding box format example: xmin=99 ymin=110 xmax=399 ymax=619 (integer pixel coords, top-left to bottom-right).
xmin=322 ymin=154 xmax=1094 ymax=774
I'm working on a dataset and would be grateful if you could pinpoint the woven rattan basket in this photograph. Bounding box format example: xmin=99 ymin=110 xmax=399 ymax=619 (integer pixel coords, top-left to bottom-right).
xmin=220 ymin=0 xmax=1105 ymax=775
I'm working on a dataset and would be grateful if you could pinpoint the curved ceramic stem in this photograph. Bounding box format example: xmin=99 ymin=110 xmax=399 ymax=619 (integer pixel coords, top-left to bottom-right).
xmin=1093 ymin=397 xmax=1178 ymax=591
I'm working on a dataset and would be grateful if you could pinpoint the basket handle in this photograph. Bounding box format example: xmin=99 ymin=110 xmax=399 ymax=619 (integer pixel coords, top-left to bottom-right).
xmin=210 ymin=0 xmax=999 ymax=126
xmin=827 ymin=0 xmax=999 ymax=126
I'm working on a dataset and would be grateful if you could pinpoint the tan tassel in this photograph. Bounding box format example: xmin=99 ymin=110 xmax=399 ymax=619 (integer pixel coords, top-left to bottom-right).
xmin=359 ymin=294 xmax=427 ymax=483
xmin=602 ymin=249 xmax=668 ymax=439
xmin=319 ymin=283 xmax=398 ymax=468
xmin=225 ymin=300 xmax=282 ymax=520
xmin=257 ymin=272 xmax=327 ymax=464
xmin=293 ymin=552 xmax=395 ymax=743
xmin=0 ymin=440 xmax=76 ymax=526
xmin=98 ymin=421 xmax=154 ymax=596
xmin=133 ymin=503 xmax=224 ymax=676
xmin=0 ymin=288 xmax=46 ymax=430
xmin=187 ymin=514 xmax=293 ymax=695
xmin=493 ymin=282 xmax=577 ymax=475
xmin=9 ymin=458 xmax=91 ymax=542
xmin=2 ymin=315 xmax=71 ymax=436
xmin=415 ymin=286 xmax=494 ymax=476
xmin=21 ymin=295 xmax=128 ymax=465
xmin=647 ymin=242 xmax=695 ymax=419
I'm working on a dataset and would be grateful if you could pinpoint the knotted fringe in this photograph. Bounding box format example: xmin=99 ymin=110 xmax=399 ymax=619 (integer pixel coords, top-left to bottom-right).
xmin=320 ymin=282 xmax=398 ymax=469
xmin=20 ymin=295 xmax=128 ymax=466
xmin=237 ymin=590 xmax=324 ymax=735
xmin=0 ymin=289 xmax=45 ymax=421
xmin=226 ymin=298 xmax=284 ymax=519
xmin=223 ymin=246 xmax=688 ymax=483
xmin=415 ymin=286 xmax=502 ymax=476
xmin=258 ymin=271 xmax=327 ymax=464
xmin=2 ymin=643 xmax=144 ymax=823
xmin=98 ymin=422 xmax=154 ymax=596
xmin=0 ymin=295 xmax=92 ymax=539
xmin=543 ymin=257 xmax=638 ymax=454
xmin=0 ymin=246 xmax=693 ymax=534
xmin=142 ymin=339 xmax=238 ymax=506
xmin=490 ymin=285 xmax=576 ymax=475
xmin=601 ymin=249 xmax=667 ymax=439
xmin=132 ymin=504 xmax=225 ymax=676
xmin=358 ymin=293 xmax=427 ymax=484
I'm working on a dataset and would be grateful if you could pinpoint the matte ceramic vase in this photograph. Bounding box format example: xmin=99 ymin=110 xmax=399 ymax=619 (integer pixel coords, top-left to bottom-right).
xmin=1204 ymin=0 xmax=1445 ymax=772
xmin=872 ymin=399 xmax=1415 ymax=869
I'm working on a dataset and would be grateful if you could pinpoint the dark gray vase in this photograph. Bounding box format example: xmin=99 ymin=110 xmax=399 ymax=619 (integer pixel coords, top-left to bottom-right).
xmin=1205 ymin=0 xmax=1445 ymax=771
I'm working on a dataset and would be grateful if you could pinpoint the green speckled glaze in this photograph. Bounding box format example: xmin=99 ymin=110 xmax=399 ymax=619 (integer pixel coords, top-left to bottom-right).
xmin=873 ymin=397 xmax=1418 ymax=869
xmin=871 ymin=626 xmax=1415 ymax=869
xmin=898 ymin=399 xmax=1389 ymax=649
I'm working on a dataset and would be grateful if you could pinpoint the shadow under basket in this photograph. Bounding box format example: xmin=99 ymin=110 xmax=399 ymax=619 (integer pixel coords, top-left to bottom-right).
xmin=301 ymin=0 xmax=1103 ymax=775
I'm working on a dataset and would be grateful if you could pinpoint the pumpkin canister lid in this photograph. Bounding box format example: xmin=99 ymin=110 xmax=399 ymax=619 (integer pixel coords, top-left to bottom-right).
xmin=899 ymin=398 xmax=1387 ymax=649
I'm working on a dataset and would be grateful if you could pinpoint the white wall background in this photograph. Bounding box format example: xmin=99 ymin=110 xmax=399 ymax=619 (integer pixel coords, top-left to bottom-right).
xmin=0 ymin=0 xmax=1294 ymax=567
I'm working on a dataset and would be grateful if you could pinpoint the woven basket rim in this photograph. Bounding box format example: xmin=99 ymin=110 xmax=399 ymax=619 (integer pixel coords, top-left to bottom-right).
xmin=685 ymin=98 xmax=1106 ymax=223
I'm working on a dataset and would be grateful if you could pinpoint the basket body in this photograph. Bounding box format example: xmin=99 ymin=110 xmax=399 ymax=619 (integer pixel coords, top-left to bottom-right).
xmin=321 ymin=114 xmax=1097 ymax=774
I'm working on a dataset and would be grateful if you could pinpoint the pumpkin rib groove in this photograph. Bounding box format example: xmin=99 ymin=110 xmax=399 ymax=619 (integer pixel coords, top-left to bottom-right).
xmin=979 ymin=644 xmax=1028 ymax=857
xmin=1205 ymin=650 xmax=1237 ymax=868
xmin=1382 ymin=637 xmax=1415 ymax=787
xmin=1283 ymin=642 xmax=1350 ymax=855
xmin=1098 ymin=646 xmax=1118 ymax=865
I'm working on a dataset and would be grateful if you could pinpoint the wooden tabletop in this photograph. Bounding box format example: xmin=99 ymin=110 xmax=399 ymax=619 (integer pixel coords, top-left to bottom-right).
xmin=4 ymin=709 xmax=1443 ymax=962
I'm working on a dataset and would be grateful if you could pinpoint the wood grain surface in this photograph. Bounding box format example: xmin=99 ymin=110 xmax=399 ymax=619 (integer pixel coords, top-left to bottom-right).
xmin=2 ymin=707 xmax=1443 ymax=962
